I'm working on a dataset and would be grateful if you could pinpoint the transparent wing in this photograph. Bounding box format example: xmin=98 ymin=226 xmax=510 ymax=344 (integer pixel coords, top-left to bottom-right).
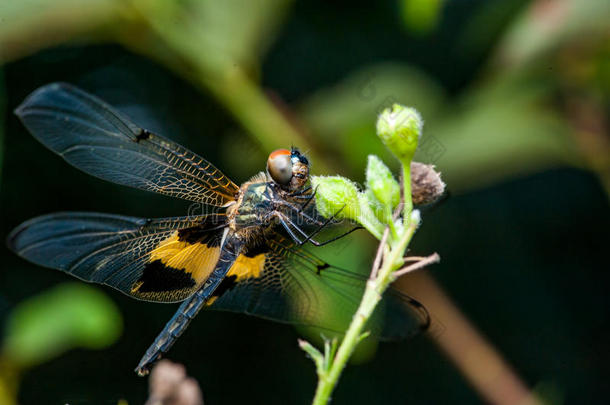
xmin=15 ymin=83 xmax=239 ymax=206
xmin=207 ymin=235 xmax=429 ymax=339
xmin=8 ymin=212 xmax=227 ymax=303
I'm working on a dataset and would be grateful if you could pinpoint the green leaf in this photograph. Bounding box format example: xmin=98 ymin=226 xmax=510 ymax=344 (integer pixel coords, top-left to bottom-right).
xmin=400 ymin=0 xmax=444 ymax=34
xmin=2 ymin=283 xmax=122 ymax=368
xmin=0 ymin=0 xmax=120 ymax=63
xmin=365 ymin=155 xmax=400 ymax=212
xmin=362 ymin=189 xmax=385 ymax=225
xmin=129 ymin=0 xmax=292 ymax=76
xmin=0 ymin=69 xmax=4 ymax=184
xmin=298 ymin=63 xmax=445 ymax=175
xmin=425 ymin=80 xmax=576 ymax=191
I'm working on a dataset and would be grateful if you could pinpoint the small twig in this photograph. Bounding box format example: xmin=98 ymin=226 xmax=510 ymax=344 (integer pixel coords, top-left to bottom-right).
xmin=298 ymin=339 xmax=325 ymax=377
xmin=370 ymin=225 xmax=390 ymax=280
xmin=371 ymin=201 xmax=405 ymax=280
xmin=393 ymin=253 xmax=440 ymax=278
xmin=357 ymin=331 xmax=371 ymax=343
xmin=403 ymin=256 xmax=429 ymax=262
xmin=393 ymin=202 xmax=404 ymax=221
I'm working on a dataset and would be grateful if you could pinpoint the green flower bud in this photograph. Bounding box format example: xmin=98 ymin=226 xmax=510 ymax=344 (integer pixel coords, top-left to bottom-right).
xmin=311 ymin=175 xmax=360 ymax=221
xmin=376 ymin=104 xmax=422 ymax=163
xmin=365 ymin=155 xmax=400 ymax=210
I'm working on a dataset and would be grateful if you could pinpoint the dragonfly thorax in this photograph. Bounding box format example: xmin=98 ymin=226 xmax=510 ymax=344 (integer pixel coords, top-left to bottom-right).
xmin=227 ymin=170 xmax=312 ymax=245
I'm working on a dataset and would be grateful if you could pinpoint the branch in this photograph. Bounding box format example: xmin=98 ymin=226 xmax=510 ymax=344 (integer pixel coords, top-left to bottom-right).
xmin=301 ymin=104 xmax=443 ymax=405
xmin=307 ymin=218 xmax=421 ymax=405
xmin=393 ymin=253 xmax=440 ymax=278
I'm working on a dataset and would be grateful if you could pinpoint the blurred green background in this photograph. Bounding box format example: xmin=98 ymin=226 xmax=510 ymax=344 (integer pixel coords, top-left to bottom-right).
xmin=0 ymin=0 xmax=608 ymax=404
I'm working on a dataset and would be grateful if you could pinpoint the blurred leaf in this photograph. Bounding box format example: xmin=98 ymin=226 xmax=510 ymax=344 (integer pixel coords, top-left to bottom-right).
xmin=492 ymin=0 xmax=610 ymax=71
xmin=0 ymin=0 xmax=325 ymax=172
xmin=295 ymin=235 xmax=380 ymax=364
xmin=427 ymin=78 xmax=578 ymax=191
xmin=123 ymin=0 xmax=327 ymax=171
xmin=183 ymin=0 xmax=292 ymax=74
xmin=0 ymin=0 xmax=120 ymax=63
xmin=299 ymin=63 xmax=445 ymax=176
xmin=301 ymin=62 xmax=580 ymax=192
xmin=400 ymin=0 xmax=444 ymax=34
xmin=2 ymin=283 xmax=122 ymax=368
xmin=456 ymin=0 xmax=528 ymax=60
xmin=0 ymin=69 xmax=4 ymax=183
xmin=0 ymin=359 xmax=17 ymax=405
xmin=128 ymin=0 xmax=292 ymax=76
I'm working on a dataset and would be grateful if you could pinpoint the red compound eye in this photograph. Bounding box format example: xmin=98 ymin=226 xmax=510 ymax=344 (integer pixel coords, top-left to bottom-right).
xmin=267 ymin=149 xmax=293 ymax=186
xmin=268 ymin=149 xmax=291 ymax=159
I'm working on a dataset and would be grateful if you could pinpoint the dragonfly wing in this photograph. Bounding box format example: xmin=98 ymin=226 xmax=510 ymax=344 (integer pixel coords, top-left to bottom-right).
xmin=207 ymin=236 xmax=429 ymax=339
xmin=15 ymin=83 xmax=239 ymax=205
xmin=8 ymin=212 xmax=227 ymax=302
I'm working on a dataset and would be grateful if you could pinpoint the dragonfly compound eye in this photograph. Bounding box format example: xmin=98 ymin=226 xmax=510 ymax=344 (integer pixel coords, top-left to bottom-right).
xmin=267 ymin=149 xmax=293 ymax=186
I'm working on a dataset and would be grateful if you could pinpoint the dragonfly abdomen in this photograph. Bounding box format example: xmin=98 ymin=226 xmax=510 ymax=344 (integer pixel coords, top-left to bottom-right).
xmin=135 ymin=237 xmax=244 ymax=375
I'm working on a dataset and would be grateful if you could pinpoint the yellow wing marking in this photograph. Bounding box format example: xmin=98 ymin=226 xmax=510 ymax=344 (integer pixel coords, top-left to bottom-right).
xmin=226 ymin=253 xmax=266 ymax=281
xmin=130 ymin=231 xmax=221 ymax=302
xmin=147 ymin=232 xmax=220 ymax=282
xmin=205 ymin=252 xmax=267 ymax=306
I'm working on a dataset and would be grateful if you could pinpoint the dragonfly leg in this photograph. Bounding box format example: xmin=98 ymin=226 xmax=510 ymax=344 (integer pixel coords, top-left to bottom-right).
xmin=305 ymin=225 xmax=363 ymax=246
xmin=274 ymin=211 xmax=356 ymax=247
xmin=288 ymin=185 xmax=312 ymax=197
xmin=278 ymin=199 xmax=325 ymax=226
xmin=274 ymin=212 xmax=305 ymax=245
xmin=296 ymin=185 xmax=318 ymax=212
xmin=283 ymin=207 xmax=364 ymax=247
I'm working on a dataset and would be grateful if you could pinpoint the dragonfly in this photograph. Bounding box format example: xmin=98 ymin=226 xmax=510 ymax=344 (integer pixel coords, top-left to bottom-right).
xmin=7 ymin=83 xmax=429 ymax=376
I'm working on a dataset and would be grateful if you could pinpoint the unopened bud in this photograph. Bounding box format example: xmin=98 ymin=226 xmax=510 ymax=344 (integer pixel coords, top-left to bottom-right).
xmin=410 ymin=162 xmax=446 ymax=205
xmin=376 ymin=104 xmax=422 ymax=163
xmin=311 ymin=175 xmax=360 ymax=221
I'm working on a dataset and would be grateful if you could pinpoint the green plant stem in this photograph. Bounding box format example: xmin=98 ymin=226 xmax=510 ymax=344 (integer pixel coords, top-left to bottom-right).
xmin=311 ymin=220 xmax=417 ymax=405
xmin=402 ymin=163 xmax=413 ymax=221
xmin=202 ymin=71 xmax=331 ymax=169
xmin=122 ymin=1 xmax=332 ymax=174
xmin=387 ymin=210 xmax=400 ymax=241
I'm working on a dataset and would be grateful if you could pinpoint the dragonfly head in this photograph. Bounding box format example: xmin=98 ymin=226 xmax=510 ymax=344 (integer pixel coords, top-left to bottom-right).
xmin=267 ymin=147 xmax=309 ymax=191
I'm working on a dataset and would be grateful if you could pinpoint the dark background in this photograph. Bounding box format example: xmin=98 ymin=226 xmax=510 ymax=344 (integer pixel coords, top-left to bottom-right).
xmin=1 ymin=0 xmax=608 ymax=404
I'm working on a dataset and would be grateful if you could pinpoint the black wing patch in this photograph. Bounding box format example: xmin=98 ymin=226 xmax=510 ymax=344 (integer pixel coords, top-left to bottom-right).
xmin=8 ymin=212 xmax=227 ymax=303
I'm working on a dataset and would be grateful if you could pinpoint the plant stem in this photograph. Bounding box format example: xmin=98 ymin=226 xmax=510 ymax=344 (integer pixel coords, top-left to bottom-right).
xmin=122 ymin=1 xmax=332 ymax=175
xmin=311 ymin=221 xmax=417 ymax=405
xmin=402 ymin=163 xmax=413 ymax=221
